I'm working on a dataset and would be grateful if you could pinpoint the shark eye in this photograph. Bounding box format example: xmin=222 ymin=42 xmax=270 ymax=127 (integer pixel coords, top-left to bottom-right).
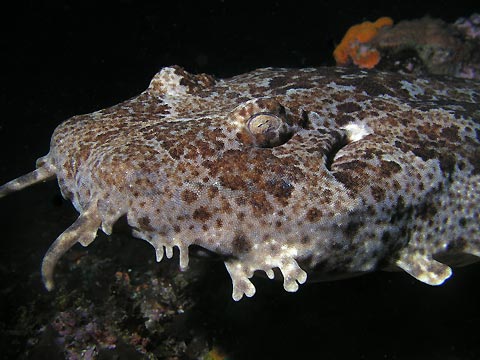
xmin=231 ymin=97 xmax=295 ymax=148
xmin=247 ymin=112 xmax=290 ymax=147
xmin=247 ymin=113 xmax=282 ymax=134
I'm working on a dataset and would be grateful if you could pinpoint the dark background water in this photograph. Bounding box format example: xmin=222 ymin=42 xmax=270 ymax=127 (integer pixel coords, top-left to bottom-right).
xmin=1 ymin=1 xmax=480 ymax=359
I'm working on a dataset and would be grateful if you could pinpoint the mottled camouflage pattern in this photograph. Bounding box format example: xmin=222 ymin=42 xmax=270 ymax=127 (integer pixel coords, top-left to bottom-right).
xmin=1 ymin=66 xmax=479 ymax=300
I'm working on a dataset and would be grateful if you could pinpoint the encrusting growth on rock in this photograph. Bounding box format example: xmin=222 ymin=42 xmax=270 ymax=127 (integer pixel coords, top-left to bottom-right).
xmin=333 ymin=17 xmax=393 ymax=68
xmin=335 ymin=14 xmax=480 ymax=79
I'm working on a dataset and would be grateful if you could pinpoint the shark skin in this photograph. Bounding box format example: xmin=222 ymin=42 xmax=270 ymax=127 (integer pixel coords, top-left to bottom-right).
xmin=1 ymin=66 xmax=479 ymax=300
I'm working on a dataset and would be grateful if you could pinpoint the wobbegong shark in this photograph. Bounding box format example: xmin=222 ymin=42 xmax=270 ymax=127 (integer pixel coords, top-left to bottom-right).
xmin=1 ymin=65 xmax=479 ymax=300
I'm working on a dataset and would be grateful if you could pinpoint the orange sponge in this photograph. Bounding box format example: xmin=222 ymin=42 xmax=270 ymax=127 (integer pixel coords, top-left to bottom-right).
xmin=334 ymin=17 xmax=393 ymax=69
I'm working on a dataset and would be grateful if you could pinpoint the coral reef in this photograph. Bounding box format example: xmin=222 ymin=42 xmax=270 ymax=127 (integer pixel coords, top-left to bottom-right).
xmin=1 ymin=228 xmax=224 ymax=359
xmin=454 ymin=13 xmax=480 ymax=40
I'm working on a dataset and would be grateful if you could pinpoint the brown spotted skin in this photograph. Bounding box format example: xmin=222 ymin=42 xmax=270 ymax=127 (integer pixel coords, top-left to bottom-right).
xmin=1 ymin=65 xmax=479 ymax=300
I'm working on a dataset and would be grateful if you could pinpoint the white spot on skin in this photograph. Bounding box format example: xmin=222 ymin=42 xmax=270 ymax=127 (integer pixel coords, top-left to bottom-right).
xmin=340 ymin=72 xmax=368 ymax=79
xmin=400 ymin=79 xmax=427 ymax=98
xmin=253 ymin=77 xmax=273 ymax=88
xmin=326 ymin=81 xmax=356 ymax=91
xmin=342 ymin=122 xmax=372 ymax=142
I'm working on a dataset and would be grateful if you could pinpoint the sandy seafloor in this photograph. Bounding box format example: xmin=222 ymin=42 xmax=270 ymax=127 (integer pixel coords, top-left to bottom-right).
xmin=1 ymin=2 xmax=480 ymax=359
